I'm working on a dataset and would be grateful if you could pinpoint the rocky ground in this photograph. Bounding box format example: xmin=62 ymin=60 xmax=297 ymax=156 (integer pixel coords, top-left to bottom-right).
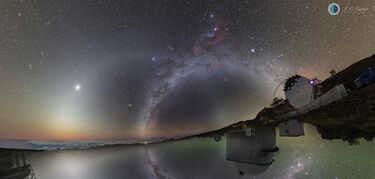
xmin=302 ymin=83 xmax=375 ymax=144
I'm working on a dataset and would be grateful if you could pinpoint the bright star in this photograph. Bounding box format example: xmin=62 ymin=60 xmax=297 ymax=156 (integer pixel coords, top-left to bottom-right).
xmin=75 ymin=85 xmax=81 ymax=91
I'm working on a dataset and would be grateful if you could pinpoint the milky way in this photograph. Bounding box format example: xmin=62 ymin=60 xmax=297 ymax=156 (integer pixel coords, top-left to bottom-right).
xmin=0 ymin=0 xmax=374 ymax=140
xmin=139 ymin=44 xmax=290 ymax=135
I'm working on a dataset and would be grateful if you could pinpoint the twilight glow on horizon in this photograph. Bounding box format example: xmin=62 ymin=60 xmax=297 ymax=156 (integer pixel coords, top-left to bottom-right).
xmin=0 ymin=0 xmax=374 ymax=141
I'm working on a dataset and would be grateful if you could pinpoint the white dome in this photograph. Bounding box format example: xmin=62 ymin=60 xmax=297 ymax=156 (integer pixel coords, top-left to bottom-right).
xmin=285 ymin=76 xmax=314 ymax=108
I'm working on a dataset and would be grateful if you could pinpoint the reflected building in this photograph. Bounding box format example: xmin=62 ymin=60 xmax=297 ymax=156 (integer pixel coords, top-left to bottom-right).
xmin=213 ymin=134 xmax=222 ymax=142
xmin=226 ymin=126 xmax=279 ymax=176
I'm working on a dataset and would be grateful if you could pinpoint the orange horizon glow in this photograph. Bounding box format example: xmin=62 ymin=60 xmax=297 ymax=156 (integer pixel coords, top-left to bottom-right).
xmin=0 ymin=125 xmax=197 ymax=141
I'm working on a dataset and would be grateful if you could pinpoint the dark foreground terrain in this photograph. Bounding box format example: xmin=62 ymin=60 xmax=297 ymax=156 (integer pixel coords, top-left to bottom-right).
xmin=190 ymin=54 xmax=375 ymax=144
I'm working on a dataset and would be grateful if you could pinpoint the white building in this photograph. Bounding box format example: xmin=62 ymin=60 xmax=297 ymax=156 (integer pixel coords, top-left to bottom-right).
xmin=285 ymin=76 xmax=314 ymax=108
xmin=278 ymin=119 xmax=305 ymax=137
xmin=297 ymin=84 xmax=348 ymax=114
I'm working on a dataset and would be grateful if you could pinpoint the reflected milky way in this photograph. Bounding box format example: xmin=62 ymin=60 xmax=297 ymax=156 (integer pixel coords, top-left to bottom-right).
xmin=25 ymin=125 xmax=375 ymax=179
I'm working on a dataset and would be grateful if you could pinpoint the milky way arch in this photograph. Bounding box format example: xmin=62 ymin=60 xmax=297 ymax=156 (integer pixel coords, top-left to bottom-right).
xmin=138 ymin=44 xmax=290 ymax=136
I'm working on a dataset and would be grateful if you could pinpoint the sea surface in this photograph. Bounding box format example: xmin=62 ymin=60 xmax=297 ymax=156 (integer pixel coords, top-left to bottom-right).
xmin=26 ymin=125 xmax=375 ymax=179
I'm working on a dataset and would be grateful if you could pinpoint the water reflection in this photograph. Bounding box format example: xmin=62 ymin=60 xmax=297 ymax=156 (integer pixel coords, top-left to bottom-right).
xmin=226 ymin=126 xmax=278 ymax=176
xmin=22 ymin=125 xmax=375 ymax=179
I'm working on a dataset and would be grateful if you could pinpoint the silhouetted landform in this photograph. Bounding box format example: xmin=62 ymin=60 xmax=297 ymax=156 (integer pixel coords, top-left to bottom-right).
xmin=0 ymin=149 xmax=37 ymax=179
xmin=188 ymin=54 xmax=375 ymax=144
xmin=93 ymin=138 xmax=177 ymax=148
xmin=0 ymin=138 xmax=180 ymax=151
xmin=0 ymin=137 xmax=182 ymax=152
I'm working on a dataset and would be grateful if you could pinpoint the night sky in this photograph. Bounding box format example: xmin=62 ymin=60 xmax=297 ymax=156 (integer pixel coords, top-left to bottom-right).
xmin=0 ymin=0 xmax=374 ymax=140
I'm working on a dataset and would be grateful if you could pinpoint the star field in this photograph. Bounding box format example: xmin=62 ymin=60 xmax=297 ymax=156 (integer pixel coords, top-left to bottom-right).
xmin=0 ymin=0 xmax=374 ymax=141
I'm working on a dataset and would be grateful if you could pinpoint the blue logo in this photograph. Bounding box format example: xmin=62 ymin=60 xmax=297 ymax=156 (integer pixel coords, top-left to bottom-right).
xmin=328 ymin=3 xmax=340 ymax=15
